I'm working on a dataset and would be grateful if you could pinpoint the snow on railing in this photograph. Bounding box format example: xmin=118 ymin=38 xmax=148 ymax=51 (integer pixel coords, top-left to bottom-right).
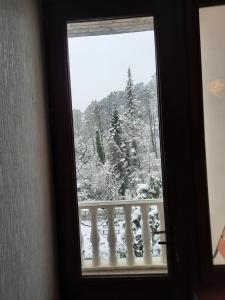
xmin=78 ymin=199 xmax=166 ymax=270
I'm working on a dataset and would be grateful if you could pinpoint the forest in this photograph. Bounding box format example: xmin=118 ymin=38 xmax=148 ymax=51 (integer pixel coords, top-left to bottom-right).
xmin=73 ymin=68 xmax=163 ymax=202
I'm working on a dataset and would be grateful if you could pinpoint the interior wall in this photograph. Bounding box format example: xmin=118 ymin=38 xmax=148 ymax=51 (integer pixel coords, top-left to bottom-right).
xmin=0 ymin=0 xmax=58 ymax=299
xmin=199 ymin=5 xmax=225 ymax=265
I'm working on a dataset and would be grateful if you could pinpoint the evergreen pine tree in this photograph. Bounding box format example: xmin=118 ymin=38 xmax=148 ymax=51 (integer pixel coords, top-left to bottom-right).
xmin=109 ymin=104 xmax=129 ymax=197
xmin=110 ymin=104 xmax=122 ymax=146
xmin=126 ymin=67 xmax=136 ymax=117
xmin=125 ymin=67 xmax=140 ymax=168
xmin=95 ymin=129 xmax=105 ymax=164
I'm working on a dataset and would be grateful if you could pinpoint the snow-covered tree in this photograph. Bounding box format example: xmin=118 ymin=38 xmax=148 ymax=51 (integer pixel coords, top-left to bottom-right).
xmin=73 ymin=72 xmax=162 ymax=203
xmin=95 ymin=129 xmax=105 ymax=164
xmin=126 ymin=67 xmax=136 ymax=117
xmin=119 ymin=68 xmax=147 ymax=195
xmin=125 ymin=68 xmax=144 ymax=165
xmin=108 ymin=104 xmax=130 ymax=198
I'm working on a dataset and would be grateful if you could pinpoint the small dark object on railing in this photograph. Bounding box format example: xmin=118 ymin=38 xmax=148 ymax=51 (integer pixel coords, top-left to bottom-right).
xmin=158 ymin=241 xmax=167 ymax=245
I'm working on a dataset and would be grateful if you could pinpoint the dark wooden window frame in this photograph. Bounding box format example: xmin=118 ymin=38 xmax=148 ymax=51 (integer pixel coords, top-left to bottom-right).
xmin=41 ymin=0 xmax=222 ymax=298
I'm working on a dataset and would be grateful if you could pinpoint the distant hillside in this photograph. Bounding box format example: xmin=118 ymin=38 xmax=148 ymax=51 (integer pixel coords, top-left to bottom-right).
xmin=72 ymin=72 xmax=162 ymax=202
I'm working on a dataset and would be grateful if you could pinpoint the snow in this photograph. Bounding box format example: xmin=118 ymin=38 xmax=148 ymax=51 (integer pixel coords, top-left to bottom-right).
xmin=137 ymin=183 xmax=149 ymax=193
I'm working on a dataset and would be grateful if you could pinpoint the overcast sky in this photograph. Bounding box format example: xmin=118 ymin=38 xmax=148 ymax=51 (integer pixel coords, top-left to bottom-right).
xmin=68 ymin=31 xmax=156 ymax=112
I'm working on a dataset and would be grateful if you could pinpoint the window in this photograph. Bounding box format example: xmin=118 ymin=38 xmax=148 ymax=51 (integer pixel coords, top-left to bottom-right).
xmin=44 ymin=1 xmax=204 ymax=298
xmin=67 ymin=17 xmax=167 ymax=276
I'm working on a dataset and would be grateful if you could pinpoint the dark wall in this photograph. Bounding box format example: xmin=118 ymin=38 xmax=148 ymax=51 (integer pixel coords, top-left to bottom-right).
xmin=0 ymin=0 xmax=58 ymax=299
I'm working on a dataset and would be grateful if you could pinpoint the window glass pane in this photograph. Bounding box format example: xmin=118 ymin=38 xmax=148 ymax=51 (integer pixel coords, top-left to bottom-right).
xmin=200 ymin=6 xmax=225 ymax=265
xmin=67 ymin=17 xmax=168 ymax=276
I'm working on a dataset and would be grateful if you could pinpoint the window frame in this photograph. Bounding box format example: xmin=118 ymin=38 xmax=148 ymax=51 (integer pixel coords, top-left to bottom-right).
xmin=43 ymin=1 xmax=200 ymax=299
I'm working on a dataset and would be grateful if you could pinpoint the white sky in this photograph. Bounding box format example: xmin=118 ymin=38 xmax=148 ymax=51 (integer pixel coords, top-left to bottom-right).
xmin=68 ymin=31 xmax=156 ymax=112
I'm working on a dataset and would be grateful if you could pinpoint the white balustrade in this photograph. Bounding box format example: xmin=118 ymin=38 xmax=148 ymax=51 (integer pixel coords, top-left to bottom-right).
xmin=140 ymin=203 xmax=152 ymax=264
xmin=124 ymin=205 xmax=135 ymax=265
xmin=78 ymin=198 xmax=166 ymax=270
xmin=107 ymin=207 xmax=117 ymax=266
xmin=89 ymin=207 xmax=100 ymax=266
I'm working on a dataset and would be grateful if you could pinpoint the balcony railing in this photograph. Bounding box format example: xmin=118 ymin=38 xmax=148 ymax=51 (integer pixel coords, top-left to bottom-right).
xmin=78 ymin=198 xmax=167 ymax=276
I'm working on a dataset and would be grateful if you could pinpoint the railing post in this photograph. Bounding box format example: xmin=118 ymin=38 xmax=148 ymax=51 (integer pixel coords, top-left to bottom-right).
xmin=124 ymin=205 xmax=135 ymax=265
xmin=79 ymin=208 xmax=84 ymax=265
xmin=89 ymin=207 xmax=100 ymax=266
xmin=106 ymin=207 xmax=117 ymax=266
xmin=158 ymin=202 xmax=166 ymax=264
xmin=140 ymin=203 xmax=152 ymax=264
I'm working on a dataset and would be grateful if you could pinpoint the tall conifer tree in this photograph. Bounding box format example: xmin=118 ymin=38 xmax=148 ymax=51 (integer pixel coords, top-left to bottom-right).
xmin=95 ymin=130 xmax=105 ymax=164
xmin=125 ymin=67 xmax=140 ymax=168
xmin=109 ymin=104 xmax=129 ymax=197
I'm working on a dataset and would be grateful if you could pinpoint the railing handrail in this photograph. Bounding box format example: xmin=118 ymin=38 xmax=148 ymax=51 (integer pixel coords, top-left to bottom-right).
xmin=78 ymin=198 xmax=163 ymax=208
